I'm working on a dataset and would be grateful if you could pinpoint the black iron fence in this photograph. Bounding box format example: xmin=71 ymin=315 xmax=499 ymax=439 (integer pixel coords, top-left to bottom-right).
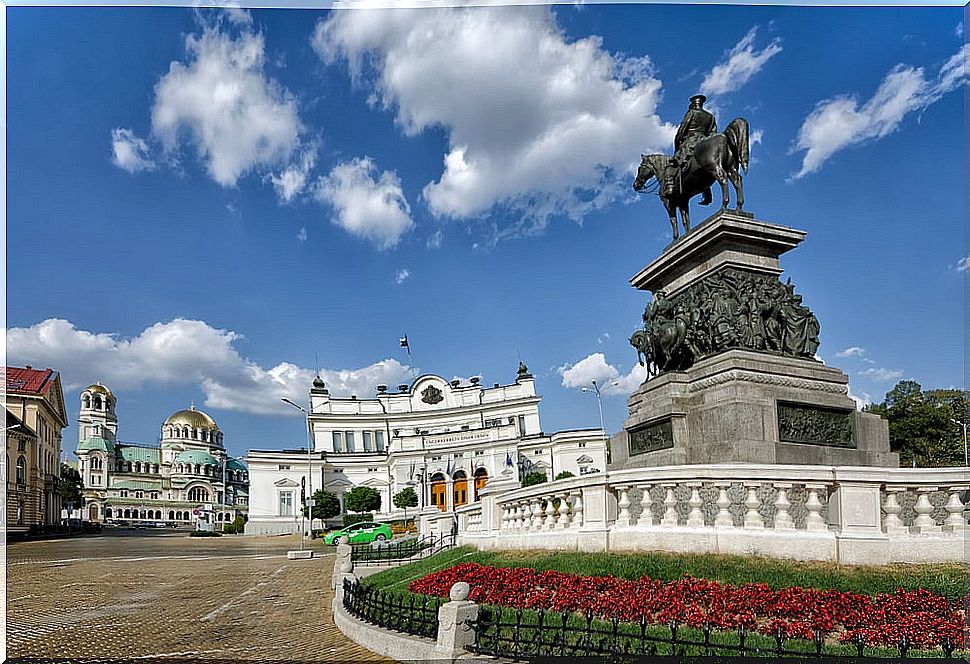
xmin=342 ymin=578 xmax=441 ymax=640
xmin=466 ymin=606 xmax=961 ymax=661
xmin=350 ymin=532 xmax=456 ymax=566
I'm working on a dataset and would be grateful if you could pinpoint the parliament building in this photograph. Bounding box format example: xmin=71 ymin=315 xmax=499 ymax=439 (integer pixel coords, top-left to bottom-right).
xmin=245 ymin=363 xmax=607 ymax=535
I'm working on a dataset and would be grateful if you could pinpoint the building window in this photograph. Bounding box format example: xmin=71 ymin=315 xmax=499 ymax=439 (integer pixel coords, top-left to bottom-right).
xmin=362 ymin=431 xmax=372 ymax=452
xmin=375 ymin=430 xmax=385 ymax=451
xmin=345 ymin=431 xmax=355 ymax=453
xmin=278 ymin=491 xmax=293 ymax=516
xmin=367 ymin=467 xmax=379 ymax=472
xmin=278 ymin=464 xmax=291 ymax=470
xmin=484 ymin=418 xmax=501 ymax=428
xmin=136 ymin=491 xmax=144 ymax=499
xmin=578 ymin=442 xmax=587 ymax=448
xmin=16 ymin=456 xmax=26 ymax=484
xmin=120 ymin=490 xmax=129 ymax=498
xmin=17 ymin=440 xmax=26 ymax=452
xmin=518 ymin=415 xmax=527 ymax=436
xmin=332 ymin=431 xmax=343 ymax=453
xmin=474 ymin=450 xmax=485 ymax=456
xmin=188 ymin=487 xmax=210 ymax=502
xmin=92 ymin=475 xmax=101 ymax=485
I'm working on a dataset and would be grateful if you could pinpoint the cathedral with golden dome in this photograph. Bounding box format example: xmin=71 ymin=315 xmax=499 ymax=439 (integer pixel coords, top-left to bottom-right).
xmin=74 ymin=383 xmax=248 ymax=527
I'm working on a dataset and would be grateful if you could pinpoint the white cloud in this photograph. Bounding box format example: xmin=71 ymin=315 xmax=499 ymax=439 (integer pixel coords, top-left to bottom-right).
xmin=394 ymin=268 xmax=412 ymax=284
xmin=558 ymin=352 xmax=646 ymax=397
xmin=792 ymin=45 xmax=968 ymax=179
xmin=296 ymin=227 xmax=308 ymax=242
xmin=857 ymin=367 xmax=904 ymax=382
xmin=150 ymin=20 xmax=302 ymax=187
xmin=270 ymin=148 xmax=316 ymax=202
xmin=957 ymin=22 xmax=964 ymax=39
xmin=426 ymin=229 xmax=443 ymax=249
xmin=7 ymin=318 xmax=411 ymax=416
xmin=700 ymin=26 xmax=782 ymax=96
xmin=750 ymin=129 xmax=763 ymax=146
xmin=315 ymin=157 xmax=413 ymax=250
xmin=313 ymin=6 xmax=673 ymax=234
xmin=597 ymin=332 xmax=611 ymax=344
xmin=955 ymin=256 xmax=970 ymax=272
xmin=111 ymin=128 xmax=155 ymax=173
xmin=836 ymin=346 xmax=866 ymax=358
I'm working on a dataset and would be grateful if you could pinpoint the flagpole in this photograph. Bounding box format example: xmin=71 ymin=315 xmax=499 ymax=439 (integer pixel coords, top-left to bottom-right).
xmin=400 ymin=334 xmax=417 ymax=380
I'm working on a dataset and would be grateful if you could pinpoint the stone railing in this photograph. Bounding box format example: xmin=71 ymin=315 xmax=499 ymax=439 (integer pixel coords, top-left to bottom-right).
xmin=456 ymin=464 xmax=968 ymax=565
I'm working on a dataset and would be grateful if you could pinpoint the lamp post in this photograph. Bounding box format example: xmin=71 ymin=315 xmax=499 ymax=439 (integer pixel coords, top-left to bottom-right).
xmin=282 ymin=398 xmax=314 ymax=551
xmin=581 ymin=379 xmax=617 ymax=464
xmin=950 ymin=418 xmax=968 ymax=467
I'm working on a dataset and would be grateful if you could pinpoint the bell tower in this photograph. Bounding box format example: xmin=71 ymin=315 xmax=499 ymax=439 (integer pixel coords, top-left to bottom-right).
xmin=78 ymin=382 xmax=118 ymax=443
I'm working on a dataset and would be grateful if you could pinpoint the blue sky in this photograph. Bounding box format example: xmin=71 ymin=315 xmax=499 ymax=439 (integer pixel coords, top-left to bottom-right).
xmin=6 ymin=4 xmax=965 ymax=462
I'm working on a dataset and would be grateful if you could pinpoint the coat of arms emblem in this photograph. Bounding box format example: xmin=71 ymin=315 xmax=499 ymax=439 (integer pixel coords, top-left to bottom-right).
xmin=421 ymin=384 xmax=444 ymax=405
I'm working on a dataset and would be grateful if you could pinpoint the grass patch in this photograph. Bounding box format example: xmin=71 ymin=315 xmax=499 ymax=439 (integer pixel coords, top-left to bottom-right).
xmin=365 ymin=546 xmax=968 ymax=603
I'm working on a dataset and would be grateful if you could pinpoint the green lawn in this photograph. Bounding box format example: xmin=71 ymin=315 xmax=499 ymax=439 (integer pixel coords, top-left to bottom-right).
xmin=364 ymin=546 xmax=968 ymax=603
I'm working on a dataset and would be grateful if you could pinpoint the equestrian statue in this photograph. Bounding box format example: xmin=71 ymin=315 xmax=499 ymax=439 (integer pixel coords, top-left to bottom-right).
xmin=634 ymin=95 xmax=749 ymax=241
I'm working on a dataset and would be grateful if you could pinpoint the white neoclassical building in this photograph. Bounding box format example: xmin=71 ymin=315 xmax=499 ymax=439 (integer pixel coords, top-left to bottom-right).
xmin=245 ymin=363 xmax=607 ymax=535
xmin=74 ymin=383 xmax=249 ymax=527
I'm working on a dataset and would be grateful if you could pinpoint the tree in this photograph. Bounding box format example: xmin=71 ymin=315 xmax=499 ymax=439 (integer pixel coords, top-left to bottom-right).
xmin=60 ymin=463 xmax=84 ymax=514
xmin=344 ymin=486 xmax=382 ymax=514
xmin=303 ymin=490 xmax=340 ymax=520
xmin=521 ymin=471 xmax=548 ymax=487
xmin=865 ymin=381 xmax=967 ymax=467
xmin=393 ymin=487 xmax=419 ymax=519
xmin=554 ymin=471 xmax=575 ymax=481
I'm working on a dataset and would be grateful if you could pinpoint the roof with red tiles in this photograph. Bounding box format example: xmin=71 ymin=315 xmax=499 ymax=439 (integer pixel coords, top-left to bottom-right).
xmin=5 ymin=365 xmax=57 ymax=395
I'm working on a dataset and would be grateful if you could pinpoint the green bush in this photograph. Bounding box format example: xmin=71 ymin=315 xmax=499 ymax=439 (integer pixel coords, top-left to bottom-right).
xmin=222 ymin=516 xmax=246 ymax=534
xmin=189 ymin=530 xmax=222 ymax=537
xmin=521 ymin=471 xmax=548 ymax=487
xmin=554 ymin=471 xmax=575 ymax=480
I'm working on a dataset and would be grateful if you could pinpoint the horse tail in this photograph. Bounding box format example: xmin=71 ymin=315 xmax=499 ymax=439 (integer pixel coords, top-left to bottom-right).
xmin=725 ymin=118 xmax=749 ymax=174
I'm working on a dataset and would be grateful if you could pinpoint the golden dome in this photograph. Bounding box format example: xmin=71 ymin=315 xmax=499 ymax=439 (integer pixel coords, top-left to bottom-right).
xmin=164 ymin=405 xmax=219 ymax=431
xmin=84 ymin=382 xmax=114 ymax=398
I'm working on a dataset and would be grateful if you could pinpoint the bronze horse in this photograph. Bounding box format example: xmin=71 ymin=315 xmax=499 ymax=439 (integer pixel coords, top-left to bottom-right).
xmin=634 ymin=118 xmax=749 ymax=240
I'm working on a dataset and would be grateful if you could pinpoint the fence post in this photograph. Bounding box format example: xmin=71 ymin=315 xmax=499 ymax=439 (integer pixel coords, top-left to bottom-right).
xmin=331 ymin=535 xmax=354 ymax=594
xmin=435 ymin=581 xmax=479 ymax=657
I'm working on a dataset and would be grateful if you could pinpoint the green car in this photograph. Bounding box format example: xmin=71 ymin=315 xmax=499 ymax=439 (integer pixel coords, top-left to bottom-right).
xmin=324 ymin=522 xmax=392 ymax=545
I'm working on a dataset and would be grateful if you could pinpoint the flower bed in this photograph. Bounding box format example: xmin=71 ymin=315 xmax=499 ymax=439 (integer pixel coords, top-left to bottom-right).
xmin=408 ymin=562 xmax=967 ymax=649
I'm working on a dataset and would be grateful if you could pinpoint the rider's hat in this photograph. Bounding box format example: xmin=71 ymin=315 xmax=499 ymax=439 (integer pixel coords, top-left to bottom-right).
xmin=689 ymin=94 xmax=707 ymax=105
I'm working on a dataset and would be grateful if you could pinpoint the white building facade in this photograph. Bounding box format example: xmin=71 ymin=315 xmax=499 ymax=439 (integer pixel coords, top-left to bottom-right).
xmin=74 ymin=383 xmax=249 ymax=527
xmin=245 ymin=364 xmax=607 ymax=535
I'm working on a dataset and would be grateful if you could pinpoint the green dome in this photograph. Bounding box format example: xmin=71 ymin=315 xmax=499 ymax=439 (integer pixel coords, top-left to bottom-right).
xmin=227 ymin=458 xmax=247 ymax=471
xmin=173 ymin=450 xmax=219 ymax=467
xmin=77 ymin=436 xmax=114 ymax=454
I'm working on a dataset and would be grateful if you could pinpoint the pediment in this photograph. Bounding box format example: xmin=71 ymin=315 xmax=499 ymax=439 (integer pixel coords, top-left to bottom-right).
xmin=360 ymin=477 xmax=388 ymax=487
xmin=326 ymin=474 xmax=353 ymax=487
xmin=274 ymin=478 xmax=300 ymax=488
xmin=576 ymin=455 xmax=594 ymax=464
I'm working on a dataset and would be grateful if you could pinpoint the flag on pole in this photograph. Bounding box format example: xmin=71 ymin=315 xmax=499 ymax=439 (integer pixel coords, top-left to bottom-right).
xmin=408 ymin=460 xmax=415 ymax=480
xmin=505 ymin=451 xmax=513 ymax=468
xmin=399 ymin=335 xmax=409 ymax=348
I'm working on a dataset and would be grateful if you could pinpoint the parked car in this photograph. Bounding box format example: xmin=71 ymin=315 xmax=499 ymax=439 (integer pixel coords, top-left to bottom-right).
xmin=81 ymin=520 xmax=103 ymax=533
xmin=323 ymin=522 xmax=393 ymax=545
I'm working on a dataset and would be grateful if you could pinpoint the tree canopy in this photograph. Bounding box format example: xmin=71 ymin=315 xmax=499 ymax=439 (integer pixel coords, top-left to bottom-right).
xmin=303 ymin=490 xmax=341 ymax=520
xmin=344 ymin=485 xmax=382 ymax=513
xmin=865 ymin=380 xmax=967 ymax=467
xmin=393 ymin=486 xmax=418 ymax=517
xmin=60 ymin=463 xmax=85 ymax=511
xmin=522 ymin=471 xmax=548 ymax=487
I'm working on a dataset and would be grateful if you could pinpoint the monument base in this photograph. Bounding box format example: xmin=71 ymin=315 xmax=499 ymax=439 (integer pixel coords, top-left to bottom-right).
xmin=611 ymin=349 xmax=897 ymax=469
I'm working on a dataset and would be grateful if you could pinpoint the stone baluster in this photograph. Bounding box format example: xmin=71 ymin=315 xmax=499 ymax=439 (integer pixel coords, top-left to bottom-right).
xmin=544 ymin=495 xmax=557 ymax=529
xmin=555 ymin=492 xmax=571 ymax=529
xmin=881 ymin=487 xmax=907 ymax=534
xmin=742 ymin=482 xmax=764 ymax=529
xmin=773 ymin=483 xmax=794 ymax=530
xmin=637 ymin=483 xmax=653 ymax=526
xmin=530 ymin=498 xmax=543 ymax=531
xmin=571 ymin=492 xmax=584 ymax=527
xmin=615 ymin=485 xmax=632 ymax=528
xmin=911 ymin=487 xmax=940 ymax=534
xmin=713 ymin=482 xmax=733 ymax=528
xmin=511 ymin=503 xmax=522 ymax=530
xmin=943 ymin=486 xmax=967 ymax=533
xmin=660 ymin=484 xmax=679 ymax=527
xmin=804 ymin=483 xmax=827 ymax=531
xmin=686 ymin=482 xmax=705 ymax=527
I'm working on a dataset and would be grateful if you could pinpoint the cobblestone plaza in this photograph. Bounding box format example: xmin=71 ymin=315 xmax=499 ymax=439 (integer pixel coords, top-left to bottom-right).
xmin=5 ymin=530 xmax=390 ymax=662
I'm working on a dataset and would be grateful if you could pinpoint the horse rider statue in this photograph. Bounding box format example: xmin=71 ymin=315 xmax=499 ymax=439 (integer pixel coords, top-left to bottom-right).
xmin=666 ymin=94 xmax=716 ymax=206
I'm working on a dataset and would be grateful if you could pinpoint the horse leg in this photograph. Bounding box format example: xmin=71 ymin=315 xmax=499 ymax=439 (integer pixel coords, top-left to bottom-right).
xmin=681 ymin=203 xmax=691 ymax=234
xmin=663 ymin=198 xmax=679 ymax=240
xmin=727 ymin=170 xmax=744 ymax=210
xmin=715 ymin=167 xmax=730 ymax=209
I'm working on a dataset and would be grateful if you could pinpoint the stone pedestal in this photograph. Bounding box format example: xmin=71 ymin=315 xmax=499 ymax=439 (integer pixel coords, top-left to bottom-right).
xmin=617 ymin=209 xmax=898 ymax=469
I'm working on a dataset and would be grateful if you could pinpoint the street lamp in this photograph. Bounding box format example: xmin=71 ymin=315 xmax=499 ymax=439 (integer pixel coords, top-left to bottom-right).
xmin=581 ymin=379 xmax=618 ymax=465
xmin=282 ymin=397 xmax=314 ymax=551
xmin=950 ymin=418 xmax=968 ymax=467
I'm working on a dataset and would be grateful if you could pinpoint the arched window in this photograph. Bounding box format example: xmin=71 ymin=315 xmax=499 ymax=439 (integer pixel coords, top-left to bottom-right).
xmin=83 ymin=395 xmax=91 ymax=409
xmin=430 ymin=472 xmax=447 ymax=511
xmin=183 ymin=427 xmax=190 ymax=438
xmin=127 ymin=462 xmax=132 ymax=472
xmin=188 ymin=487 xmax=210 ymax=503
xmin=94 ymin=395 xmax=103 ymax=410
xmin=105 ymin=507 xmax=113 ymax=518
xmin=123 ymin=508 xmax=131 ymax=518
xmin=169 ymin=510 xmax=175 ymax=520
xmin=474 ymin=467 xmax=489 ymax=500
xmin=15 ymin=456 xmax=25 ymax=484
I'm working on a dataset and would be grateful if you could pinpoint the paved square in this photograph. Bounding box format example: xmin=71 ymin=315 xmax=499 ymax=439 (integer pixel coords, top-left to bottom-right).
xmin=5 ymin=529 xmax=390 ymax=662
